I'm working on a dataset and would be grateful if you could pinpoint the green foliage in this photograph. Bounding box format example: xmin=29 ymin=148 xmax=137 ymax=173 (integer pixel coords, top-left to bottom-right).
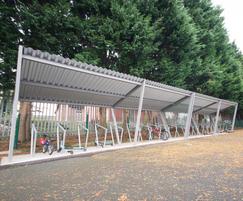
xmin=73 ymin=0 xmax=156 ymax=78
xmin=0 ymin=0 xmax=243 ymax=115
xmin=140 ymin=0 xmax=201 ymax=88
xmin=0 ymin=1 xmax=20 ymax=90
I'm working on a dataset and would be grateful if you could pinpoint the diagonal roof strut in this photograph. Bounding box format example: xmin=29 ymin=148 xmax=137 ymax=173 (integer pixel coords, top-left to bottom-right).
xmin=193 ymin=102 xmax=217 ymax=113
xmin=160 ymin=95 xmax=190 ymax=112
xmin=112 ymin=84 xmax=142 ymax=107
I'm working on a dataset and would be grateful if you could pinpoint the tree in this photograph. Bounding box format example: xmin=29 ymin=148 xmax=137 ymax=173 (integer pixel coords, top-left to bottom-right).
xmin=72 ymin=0 xmax=156 ymax=78
xmin=184 ymin=0 xmax=243 ymax=115
xmin=0 ymin=1 xmax=20 ymax=91
xmin=72 ymin=0 xmax=157 ymax=125
xmin=137 ymin=0 xmax=201 ymax=88
xmin=1 ymin=0 xmax=83 ymax=142
xmin=1 ymin=0 xmax=243 ymax=125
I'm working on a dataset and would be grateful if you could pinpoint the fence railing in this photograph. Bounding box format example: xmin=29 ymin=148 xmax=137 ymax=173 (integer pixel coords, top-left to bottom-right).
xmin=235 ymin=120 xmax=243 ymax=128
xmin=0 ymin=95 xmax=239 ymax=140
xmin=0 ymin=95 xmax=13 ymax=138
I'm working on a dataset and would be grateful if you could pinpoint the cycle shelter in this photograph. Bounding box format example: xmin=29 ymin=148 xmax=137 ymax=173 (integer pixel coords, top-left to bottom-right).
xmin=8 ymin=46 xmax=238 ymax=161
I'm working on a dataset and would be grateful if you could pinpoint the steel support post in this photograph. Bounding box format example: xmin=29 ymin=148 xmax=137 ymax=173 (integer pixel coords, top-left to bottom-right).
xmin=134 ymin=80 xmax=146 ymax=142
xmin=30 ymin=125 xmax=34 ymax=156
xmin=111 ymin=108 xmax=120 ymax=144
xmin=65 ymin=105 xmax=68 ymax=121
xmin=184 ymin=93 xmax=195 ymax=138
xmin=214 ymin=100 xmax=222 ymax=134
xmin=231 ymin=103 xmax=238 ymax=131
xmin=57 ymin=126 xmax=60 ymax=150
xmin=8 ymin=46 xmax=23 ymax=161
xmin=77 ymin=125 xmax=81 ymax=148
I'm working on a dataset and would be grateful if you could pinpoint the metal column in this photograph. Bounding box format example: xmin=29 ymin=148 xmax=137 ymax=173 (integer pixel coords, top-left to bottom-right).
xmin=134 ymin=80 xmax=146 ymax=142
xmin=111 ymin=108 xmax=120 ymax=144
xmin=8 ymin=45 xmax=23 ymax=161
xmin=184 ymin=93 xmax=195 ymax=138
xmin=213 ymin=100 xmax=222 ymax=134
xmin=231 ymin=103 xmax=238 ymax=131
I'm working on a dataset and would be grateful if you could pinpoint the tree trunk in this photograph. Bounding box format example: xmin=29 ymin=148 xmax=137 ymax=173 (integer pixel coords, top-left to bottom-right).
xmin=143 ymin=111 xmax=148 ymax=125
xmin=18 ymin=102 xmax=32 ymax=143
xmin=99 ymin=107 xmax=106 ymax=127
xmin=151 ymin=111 xmax=155 ymax=125
xmin=147 ymin=111 xmax=152 ymax=123
xmin=122 ymin=109 xmax=129 ymax=130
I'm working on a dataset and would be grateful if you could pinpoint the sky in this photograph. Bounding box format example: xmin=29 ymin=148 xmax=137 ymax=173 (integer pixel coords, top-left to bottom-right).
xmin=211 ymin=0 xmax=243 ymax=52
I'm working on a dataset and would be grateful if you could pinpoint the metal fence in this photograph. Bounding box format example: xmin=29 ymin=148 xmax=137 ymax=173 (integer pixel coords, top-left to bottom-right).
xmin=32 ymin=103 xmax=103 ymax=136
xmin=0 ymin=97 xmax=126 ymax=138
xmin=235 ymin=120 xmax=243 ymax=128
xmin=0 ymin=95 xmax=13 ymax=138
xmin=0 ymin=96 xmax=239 ymax=139
xmin=0 ymin=100 xmax=125 ymax=138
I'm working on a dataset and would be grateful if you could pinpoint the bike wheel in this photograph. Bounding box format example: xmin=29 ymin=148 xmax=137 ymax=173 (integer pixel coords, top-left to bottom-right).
xmin=48 ymin=145 xmax=54 ymax=155
xmin=161 ymin=131 xmax=169 ymax=140
xmin=42 ymin=145 xmax=47 ymax=153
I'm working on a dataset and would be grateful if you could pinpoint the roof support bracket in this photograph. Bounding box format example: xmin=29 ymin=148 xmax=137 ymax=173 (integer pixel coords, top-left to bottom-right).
xmin=8 ymin=45 xmax=23 ymax=161
xmin=134 ymin=80 xmax=146 ymax=142
xmin=184 ymin=93 xmax=195 ymax=138
xmin=213 ymin=100 xmax=222 ymax=134
xmin=231 ymin=103 xmax=238 ymax=131
xmin=112 ymin=84 xmax=141 ymax=108
xmin=193 ymin=102 xmax=217 ymax=114
xmin=160 ymin=95 xmax=190 ymax=112
xmin=111 ymin=108 xmax=120 ymax=144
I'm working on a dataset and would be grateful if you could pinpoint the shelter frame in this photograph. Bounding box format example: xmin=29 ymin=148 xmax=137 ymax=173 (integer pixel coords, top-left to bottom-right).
xmin=8 ymin=46 xmax=238 ymax=161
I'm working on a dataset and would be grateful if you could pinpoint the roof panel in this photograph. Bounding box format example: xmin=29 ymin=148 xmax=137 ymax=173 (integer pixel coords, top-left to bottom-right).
xmin=19 ymin=47 xmax=237 ymax=113
xmin=20 ymin=84 xmax=122 ymax=107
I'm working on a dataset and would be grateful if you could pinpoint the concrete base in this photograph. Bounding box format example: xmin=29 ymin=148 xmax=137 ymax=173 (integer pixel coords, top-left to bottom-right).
xmin=0 ymin=133 xmax=225 ymax=168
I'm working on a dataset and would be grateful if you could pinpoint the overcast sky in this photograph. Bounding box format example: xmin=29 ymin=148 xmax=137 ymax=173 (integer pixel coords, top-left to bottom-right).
xmin=211 ymin=0 xmax=243 ymax=52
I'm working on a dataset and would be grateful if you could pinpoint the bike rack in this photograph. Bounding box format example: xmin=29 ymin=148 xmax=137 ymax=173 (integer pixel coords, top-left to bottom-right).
xmin=160 ymin=112 xmax=172 ymax=138
xmin=201 ymin=117 xmax=212 ymax=135
xmin=95 ymin=123 xmax=114 ymax=147
xmin=106 ymin=123 xmax=126 ymax=145
xmin=170 ymin=123 xmax=180 ymax=137
xmin=108 ymin=124 xmax=115 ymax=145
xmin=191 ymin=117 xmax=201 ymax=136
xmin=146 ymin=124 xmax=162 ymax=140
xmin=110 ymin=123 xmax=123 ymax=143
xmin=117 ymin=126 xmax=124 ymax=143
xmin=209 ymin=116 xmax=215 ymax=134
xmin=56 ymin=122 xmax=67 ymax=150
xmin=223 ymin=120 xmax=232 ymax=132
xmin=126 ymin=123 xmax=133 ymax=142
xmin=126 ymin=122 xmax=142 ymax=142
xmin=177 ymin=124 xmax=185 ymax=136
xmin=77 ymin=124 xmax=89 ymax=150
xmin=175 ymin=125 xmax=180 ymax=137
xmin=146 ymin=125 xmax=153 ymax=140
xmin=30 ymin=123 xmax=38 ymax=156
xmin=57 ymin=122 xmax=86 ymax=151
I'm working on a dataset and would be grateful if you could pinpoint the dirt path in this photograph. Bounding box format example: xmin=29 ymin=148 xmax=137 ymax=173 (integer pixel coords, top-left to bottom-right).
xmin=0 ymin=131 xmax=243 ymax=201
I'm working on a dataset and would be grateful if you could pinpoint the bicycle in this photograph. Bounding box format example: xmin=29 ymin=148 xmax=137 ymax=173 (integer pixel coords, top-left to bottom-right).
xmin=40 ymin=134 xmax=54 ymax=155
xmin=152 ymin=126 xmax=169 ymax=140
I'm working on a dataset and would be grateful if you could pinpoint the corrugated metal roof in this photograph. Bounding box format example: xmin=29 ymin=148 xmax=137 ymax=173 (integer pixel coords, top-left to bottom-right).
xmin=19 ymin=47 xmax=237 ymax=113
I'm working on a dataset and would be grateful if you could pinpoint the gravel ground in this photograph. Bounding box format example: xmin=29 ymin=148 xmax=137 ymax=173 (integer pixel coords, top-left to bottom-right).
xmin=0 ymin=131 xmax=243 ymax=201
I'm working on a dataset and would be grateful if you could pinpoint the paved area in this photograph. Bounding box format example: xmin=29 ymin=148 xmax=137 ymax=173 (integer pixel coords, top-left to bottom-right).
xmin=0 ymin=131 xmax=243 ymax=201
xmin=1 ymin=135 xmax=204 ymax=166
